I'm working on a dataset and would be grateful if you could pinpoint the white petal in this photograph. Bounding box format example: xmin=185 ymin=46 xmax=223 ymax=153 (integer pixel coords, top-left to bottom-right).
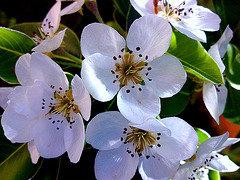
xmin=33 ymin=115 xmax=66 ymax=159
xmin=216 ymin=25 xmax=233 ymax=58
xmin=147 ymin=54 xmax=187 ymax=98
xmin=7 ymin=86 xmax=32 ymax=116
xmin=195 ymin=132 xmax=229 ymax=166
xmin=157 ymin=117 xmax=198 ymax=160
xmin=26 ymin=80 xmax=53 ymax=117
xmin=117 ymin=85 xmax=160 ymax=124
xmin=1 ymin=106 xmax=35 ymax=143
xmin=215 ymin=137 xmax=240 ymax=152
xmin=15 ymin=53 xmax=33 ymax=86
xmin=217 ymin=83 xmax=228 ymax=115
xmin=71 ymin=75 xmax=91 ymax=121
xmin=203 ymin=81 xmax=219 ymax=123
xmin=41 ymin=1 xmax=61 ymax=35
xmin=64 ymin=113 xmax=85 ymax=163
xmin=60 ymin=0 xmax=84 ymax=16
xmin=30 ymin=52 xmax=69 ymax=91
xmin=32 ymin=28 xmax=66 ymax=53
xmin=182 ymin=5 xmax=221 ymax=32
xmin=94 ymin=145 xmax=139 ymax=180
xmin=208 ymin=153 xmax=239 ymax=172
xmin=127 ymin=15 xmax=172 ymax=61
xmin=130 ymin=0 xmax=155 ymax=16
xmin=172 ymin=163 xmax=190 ymax=180
xmin=80 ymin=23 xmax=126 ymax=58
xmin=138 ymin=153 xmax=180 ymax=180
xmin=28 ymin=140 xmax=40 ymax=164
xmin=170 ymin=19 xmax=207 ymax=42
xmin=208 ymin=44 xmax=225 ymax=73
xmin=0 ymin=87 xmax=13 ymax=110
xmin=131 ymin=118 xmax=171 ymax=136
xmin=81 ymin=53 xmax=119 ymax=102
xmin=86 ymin=111 xmax=129 ymax=150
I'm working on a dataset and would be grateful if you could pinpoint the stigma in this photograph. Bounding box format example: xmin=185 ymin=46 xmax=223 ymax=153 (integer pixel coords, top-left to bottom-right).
xmin=42 ymin=86 xmax=79 ymax=129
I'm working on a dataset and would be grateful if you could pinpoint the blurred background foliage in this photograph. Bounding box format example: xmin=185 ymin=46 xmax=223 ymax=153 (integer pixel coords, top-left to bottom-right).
xmin=0 ymin=0 xmax=239 ymax=179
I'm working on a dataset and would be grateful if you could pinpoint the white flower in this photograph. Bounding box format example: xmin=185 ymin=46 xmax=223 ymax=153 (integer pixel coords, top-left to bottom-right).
xmin=0 ymin=88 xmax=13 ymax=110
xmin=203 ymin=26 xmax=233 ymax=124
xmin=1 ymin=52 xmax=91 ymax=163
xmin=81 ymin=15 xmax=186 ymax=124
xmin=173 ymin=132 xmax=240 ymax=180
xmin=86 ymin=111 xmax=199 ymax=180
xmin=130 ymin=0 xmax=221 ymax=42
xmin=59 ymin=0 xmax=85 ymax=16
xmin=32 ymin=1 xmax=67 ymax=53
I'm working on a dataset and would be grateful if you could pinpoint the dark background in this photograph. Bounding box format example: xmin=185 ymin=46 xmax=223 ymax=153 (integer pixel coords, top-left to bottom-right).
xmin=0 ymin=0 xmax=239 ymax=179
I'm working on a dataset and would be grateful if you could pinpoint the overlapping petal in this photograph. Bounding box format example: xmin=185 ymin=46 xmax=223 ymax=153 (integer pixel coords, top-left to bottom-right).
xmin=71 ymin=74 xmax=91 ymax=121
xmin=146 ymin=54 xmax=187 ymax=98
xmin=81 ymin=53 xmax=120 ymax=102
xmin=94 ymin=145 xmax=139 ymax=180
xmin=81 ymin=23 xmax=126 ymax=58
xmin=64 ymin=113 xmax=85 ymax=163
xmin=127 ymin=15 xmax=172 ymax=60
xmin=86 ymin=111 xmax=129 ymax=150
xmin=117 ymin=85 xmax=160 ymax=124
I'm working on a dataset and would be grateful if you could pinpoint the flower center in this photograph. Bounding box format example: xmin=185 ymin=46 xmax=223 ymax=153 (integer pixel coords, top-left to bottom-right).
xmin=121 ymin=127 xmax=162 ymax=159
xmin=125 ymin=127 xmax=156 ymax=153
xmin=153 ymin=0 xmax=193 ymax=22
xmin=187 ymin=165 xmax=209 ymax=180
xmin=43 ymin=88 xmax=79 ymax=129
xmin=113 ymin=52 xmax=147 ymax=87
xmin=32 ymin=20 xmax=56 ymax=45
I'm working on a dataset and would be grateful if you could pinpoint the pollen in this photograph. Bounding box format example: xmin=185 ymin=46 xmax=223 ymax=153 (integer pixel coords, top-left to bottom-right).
xmin=125 ymin=127 xmax=156 ymax=154
xmin=45 ymin=89 xmax=79 ymax=123
xmin=114 ymin=52 xmax=146 ymax=87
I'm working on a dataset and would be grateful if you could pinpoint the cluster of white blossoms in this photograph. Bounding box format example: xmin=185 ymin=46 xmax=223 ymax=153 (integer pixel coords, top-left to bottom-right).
xmin=0 ymin=0 xmax=239 ymax=180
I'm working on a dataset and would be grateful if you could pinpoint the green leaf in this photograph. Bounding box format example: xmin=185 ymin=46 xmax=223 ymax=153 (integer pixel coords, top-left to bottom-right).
xmin=213 ymin=0 xmax=240 ymax=33
xmin=126 ymin=5 xmax=141 ymax=31
xmin=222 ymin=82 xmax=240 ymax=125
xmin=224 ymin=44 xmax=240 ymax=90
xmin=167 ymin=30 xmax=224 ymax=84
xmin=0 ymin=27 xmax=36 ymax=84
xmin=209 ymin=170 xmax=221 ymax=180
xmin=160 ymin=78 xmax=197 ymax=116
xmin=0 ymin=143 xmax=40 ymax=180
xmin=31 ymin=158 xmax=61 ymax=180
xmin=11 ymin=22 xmax=81 ymax=58
xmin=0 ymin=120 xmax=40 ymax=179
xmin=195 ymin=128 xmax=210 ymax=144
xmin=113 ymin=0 xmax=130 ymax=17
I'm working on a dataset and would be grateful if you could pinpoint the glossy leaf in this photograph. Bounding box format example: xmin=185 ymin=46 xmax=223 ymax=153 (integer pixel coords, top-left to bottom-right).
xmin=209 ymin=170 xmax=221 ymax=180
xmin=223 ymin=82 xmax=240 ymax=125
xmin=113 ymin=0 xmax=130 ymax=17
xmin=167 ymin=30 xmax=224 ymax=84
xmin=160 ymin=78 xmax=197 ymax=116
xmin=0 ymin=120 xmax=40 ymax=179
xmin=0 ymin=27 xmax=36 ymax=84
xmin=195 ymin=128 xmax=210 ymax=144
xmin=224 ymin=44 xmax=240 ymax=90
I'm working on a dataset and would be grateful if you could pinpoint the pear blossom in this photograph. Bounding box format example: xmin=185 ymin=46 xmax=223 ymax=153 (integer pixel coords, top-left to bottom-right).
xmin=32 ymin=1 xmax=67 ymax=53
xmin=130 ymin=0 xmax=221 ymax=42
xmin=173 ymin=132 xmax=240 ymax=180
xmin=1 ymin=52 xmax=91 ymax=163
xmin=59 ymin=0 xmax=85 ymax=16
xmin=203 ymin=26 xmax=233 ymax=124
xmin=86 ymin=111 xmax=198 ymax=180
xmin=0 ymin=88 xmax=13 ymax=110
xmin=81 ymin=15 xmax=187 ymax=124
